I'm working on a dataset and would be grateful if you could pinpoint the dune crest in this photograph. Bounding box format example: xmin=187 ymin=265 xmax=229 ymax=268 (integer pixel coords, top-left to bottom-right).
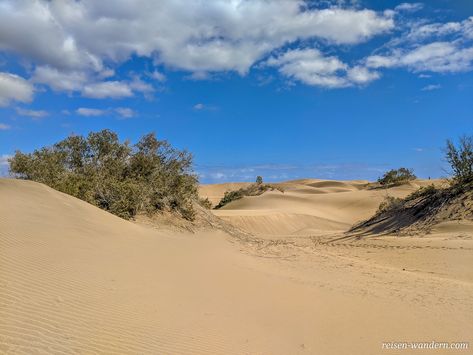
xmin=204 ymin=179 xmax=444 ymax=237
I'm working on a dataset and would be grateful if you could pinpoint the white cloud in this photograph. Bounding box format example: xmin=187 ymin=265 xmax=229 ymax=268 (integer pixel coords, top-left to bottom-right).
xmin=368 ymin=42 xmax=473 ymax=73
xmin=193 ymin=103 xmax=205 ymax=110
xmin=0 ymin=1 xmax=471 ymax=93
xmin=0 ymin=1 xmax=102 ymax=71
xmin=364 ymin=15 xmax=473 ymax=75
xmin=366 ymin=42 xmax=473 ymax=73
xmin=76 ymin=107 xmax=106 ymax=116
xmin=129 ymin=77 xmax=154 ymax=99
xmin=0 ymin=0 xmax=393 ymax=80
xmin=0 ymin=72 xmax=34 ymax=107
xmin=115 ymin=107 xmax=135 ymax=118
xmin=347 ymin=65 xmax=380 ymax=84
xmin=0 ymin=123 xmax=11 ymax=130
xmin=16 ymin=108 xmax=49 ymax=118
xmin=404 ymin=17 xmax=473 ymax=43
xmin=267 ymin=48 xmax=379 ymax=88
xmin=267 ymin=48 xmax=349 ymax=88
xmin=421 ymin=84 xmax=441 ymax=91
xmin=76 ymin=106 xmax=136 ymax=118
xmin=82 ymin=81 xmax=133 ymax=99
xmin=33 ymin=66 xmax=89 ymax=92
xmin=395 ymin=3 xmax=424 ymax=12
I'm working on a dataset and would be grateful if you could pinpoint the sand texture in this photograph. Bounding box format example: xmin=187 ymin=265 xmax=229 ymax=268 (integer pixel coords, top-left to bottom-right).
xmin=1 ymin=178 xmax=472 ymax=354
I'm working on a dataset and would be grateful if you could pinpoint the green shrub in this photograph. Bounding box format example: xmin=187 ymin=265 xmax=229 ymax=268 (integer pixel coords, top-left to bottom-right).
xmin=378 ymin=168 xmax=416 ymax=187
xmin=445 ymin=136 xmax=473 ymax=184
xmin=377 ymin=196 xmax=403 ymax=214
xmin=214 ymin=182 xmax=283 ymax=209
xmin=9 ymin=130 xmax=198 ymax=220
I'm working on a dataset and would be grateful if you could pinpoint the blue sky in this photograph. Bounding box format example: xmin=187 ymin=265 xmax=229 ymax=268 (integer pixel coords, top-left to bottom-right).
xmin=0 ymin=0 xmax=472 ymax=183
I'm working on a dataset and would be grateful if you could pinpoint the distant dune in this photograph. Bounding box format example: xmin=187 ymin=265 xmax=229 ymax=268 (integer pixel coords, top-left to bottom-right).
xmin=1 ymin=178 xmax=472 ymax=354
xmin=202 ymin=178 xmax=448 ymax=237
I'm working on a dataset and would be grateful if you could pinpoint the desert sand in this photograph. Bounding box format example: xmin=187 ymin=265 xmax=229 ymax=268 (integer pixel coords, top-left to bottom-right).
xmin=1 ymin=178 xmax=472 ymax=354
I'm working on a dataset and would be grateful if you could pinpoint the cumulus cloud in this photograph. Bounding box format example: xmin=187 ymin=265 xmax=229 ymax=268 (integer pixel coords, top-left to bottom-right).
xmin=82 ymin=81 xmax=133 ymax=99
xmin=347 ymin=65 xmax=381 ymax=84
xmin=76 ymin=107 xmax=106 ymax=116
xmin=16 ymin=108 xmax=49 ymax=118
xmin=0 ymin=1 xmax=471 ymax=93
xmin=0 ymin=123 xmax=11 ymax=130
xmin=0 ymin=72 xmax=34 ymax=107
xmin=267 ymin=48 xmax=379 ymax=88
xmin=0 ymin=0 xmax=393 ymax=81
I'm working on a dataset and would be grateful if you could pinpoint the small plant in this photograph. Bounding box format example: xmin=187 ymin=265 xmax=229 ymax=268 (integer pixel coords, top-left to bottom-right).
xmin=378 ymin=168 xmax=416 ymax=187
xmin=445 ymin=136 xmax=473 ymax=184
xmin=376 ymin=195 xmax=403 ymax=214
xmin=256 ymin=175 xmax=263 ymax=184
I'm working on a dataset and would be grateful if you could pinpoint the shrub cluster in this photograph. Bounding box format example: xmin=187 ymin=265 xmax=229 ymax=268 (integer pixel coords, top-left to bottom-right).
xmin=9 ymin=130 xmax=198 ymax=220
xmin=214 ymin=179 xmax=283 ymax=209
xmin=405 ymin=184 xmax=437 ymax=201
xmin=376 ymin=196 xmax=404 ymax=214
xmin=445 ymin=136 xmax=473 ymax=185
xmin=377 ymin=167 xmax=416 ymax=187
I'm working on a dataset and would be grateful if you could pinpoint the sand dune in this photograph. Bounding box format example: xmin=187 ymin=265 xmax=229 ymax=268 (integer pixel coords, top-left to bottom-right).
xmin=207 ymin=179 xmax=433 ymax=237
xmin=2 ymin=179 xmax=472 ymax=354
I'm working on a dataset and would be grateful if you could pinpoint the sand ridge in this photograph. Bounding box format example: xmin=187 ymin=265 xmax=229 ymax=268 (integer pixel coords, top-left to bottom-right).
xmin=205 ymin=179 xmax=444 ymax=237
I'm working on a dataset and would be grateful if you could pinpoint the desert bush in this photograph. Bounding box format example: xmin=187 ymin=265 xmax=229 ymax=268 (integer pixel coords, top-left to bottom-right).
xmin=405 ymin=184 xmax=438 ymax=201
xmin=9 ymin=130 xmax=198 ymax=220
xmin=445 ymin=135 xmax=473 ymax=184
xmin=256 ymin=175 xmax=263 ymax=184
xmin=378 ymin=168 xmax=416 ymax=187
xmin=376 ymin=195 xmax=403 ymax=214
xmin=214 ymin=182 xmax=283 ymax=209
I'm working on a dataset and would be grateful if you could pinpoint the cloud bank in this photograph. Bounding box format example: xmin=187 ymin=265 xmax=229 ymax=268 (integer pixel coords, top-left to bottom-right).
xmin=0 ymin=0 xmax=471 ymax=103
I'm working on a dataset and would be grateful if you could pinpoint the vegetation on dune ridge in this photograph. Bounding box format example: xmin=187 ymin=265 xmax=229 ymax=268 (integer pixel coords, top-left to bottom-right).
xmin=9 ymin=130 xmax=198 ymax=220
xmin=352 ymin=136 xmax=473 ymax=235
xmin=214 ymin=176 xmax=284 ymax=209
xmin=376 ymin=167 xmax=416 ymax=187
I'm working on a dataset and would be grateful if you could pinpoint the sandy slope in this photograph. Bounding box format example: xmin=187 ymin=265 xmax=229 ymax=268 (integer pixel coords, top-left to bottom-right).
xmin=204 ymin=179 xmax=448 ymax=237
xmin=1 ymin=179 xmax=473 ymax=354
